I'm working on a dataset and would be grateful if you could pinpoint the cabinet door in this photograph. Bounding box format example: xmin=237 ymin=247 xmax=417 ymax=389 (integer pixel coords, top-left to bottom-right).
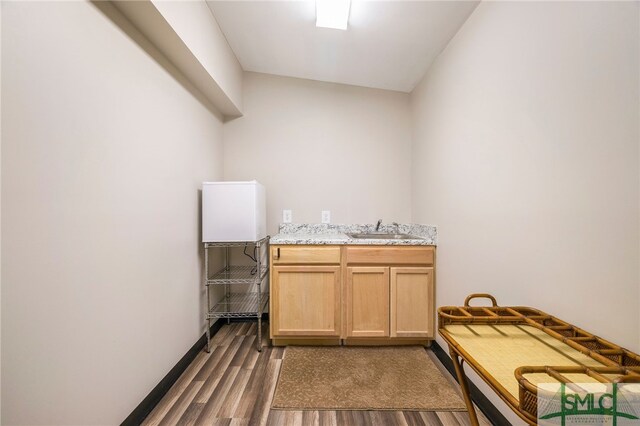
xmin=345 ymin=267 xmax=389 ymax=338
xmin=390 ymin=267 xmax=434 ymax=338
xmin=271 ymin=265 xmax=341 ymax=337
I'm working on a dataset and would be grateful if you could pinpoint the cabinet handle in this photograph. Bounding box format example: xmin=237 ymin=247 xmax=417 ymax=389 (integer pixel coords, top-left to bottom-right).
xmin=274 ymin=248 xmax=280 ymax=259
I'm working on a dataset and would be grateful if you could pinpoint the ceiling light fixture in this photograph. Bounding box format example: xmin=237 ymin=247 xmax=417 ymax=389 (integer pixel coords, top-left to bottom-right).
xmin=316 ymin=0 xmax=351 ymax=30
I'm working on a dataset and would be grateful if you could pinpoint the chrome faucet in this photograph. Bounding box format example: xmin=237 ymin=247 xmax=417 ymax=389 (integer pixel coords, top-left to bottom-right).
xmin=375 ymin=219 xmax=382 ymax=231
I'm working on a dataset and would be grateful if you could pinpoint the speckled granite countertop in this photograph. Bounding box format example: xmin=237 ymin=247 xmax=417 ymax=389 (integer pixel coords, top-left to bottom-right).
xmin=270 ymin=223 xmax=437 ymax=246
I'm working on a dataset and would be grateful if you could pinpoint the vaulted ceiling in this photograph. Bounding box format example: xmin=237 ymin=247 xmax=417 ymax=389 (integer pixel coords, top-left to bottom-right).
xmin=206 ymin=1 xmax=479 ymax=93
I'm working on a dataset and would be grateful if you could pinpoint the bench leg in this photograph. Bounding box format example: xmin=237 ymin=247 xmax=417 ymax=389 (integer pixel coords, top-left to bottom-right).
xmin=450 ymin=349 xmax=480 ymax=426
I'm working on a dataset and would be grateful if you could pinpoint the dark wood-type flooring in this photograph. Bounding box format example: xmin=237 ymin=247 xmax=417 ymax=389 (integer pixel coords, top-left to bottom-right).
xmin=142 ymin=323 xmax=492 ymax=426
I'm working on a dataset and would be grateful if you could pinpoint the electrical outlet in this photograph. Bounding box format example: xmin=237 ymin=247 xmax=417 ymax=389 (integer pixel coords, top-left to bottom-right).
xmin=283 ymin=210 xmax=292 ymax=223
xmin=321 ymin=210 xmax=331 ymax=224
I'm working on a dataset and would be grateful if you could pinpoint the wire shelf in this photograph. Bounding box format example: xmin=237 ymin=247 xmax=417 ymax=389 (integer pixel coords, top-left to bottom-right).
xmin=206 ymin=265 xmax=268 ymax=285
xmin=204 ymin=237 xmax=269 ymax=248
xmin=203 ymin=236 xmax=269 ymax=352
xmin=207 ymin=292 xmax=268 ymax=319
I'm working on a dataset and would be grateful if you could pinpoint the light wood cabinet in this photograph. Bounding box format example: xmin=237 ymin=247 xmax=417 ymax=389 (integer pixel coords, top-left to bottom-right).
xmin=345 ymin=266 xmax=434 ymax=339
xmin=345 ymin=267 xmax=389 ymax=337
xmin=270 ymin=245 xmax=435 ymax=345
xmin=345 ymin=246 xmax=434 ymax=265
xmin=271 ymin=265 xmax=341 ymax=337
xmin=272 ymin=246 xmax=341 ymax=264
xmin=390 ymin=267 xmax=434 ymax=338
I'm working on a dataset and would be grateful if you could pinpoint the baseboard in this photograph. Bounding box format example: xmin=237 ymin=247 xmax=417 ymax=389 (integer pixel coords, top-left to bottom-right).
xmin=121 ymin=317 xmax=263 ymax=426
xmin=431 ymin=341 xmax=511 ymax=426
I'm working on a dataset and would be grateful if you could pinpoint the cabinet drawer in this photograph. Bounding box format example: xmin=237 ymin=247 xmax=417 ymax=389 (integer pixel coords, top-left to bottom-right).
xmin=345 ymin=246 xmax=434 ymax=265
xmin=272 ymin=246 xmax=341 ymax=264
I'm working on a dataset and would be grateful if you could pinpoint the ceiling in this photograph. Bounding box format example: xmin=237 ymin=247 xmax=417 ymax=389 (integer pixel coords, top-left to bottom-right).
xmin=206 ymin=1 xmax=479 ymax=93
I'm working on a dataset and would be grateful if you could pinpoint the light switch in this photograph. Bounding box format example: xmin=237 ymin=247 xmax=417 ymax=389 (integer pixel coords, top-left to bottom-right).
xmin=283 ymin=210 xmax=292 ymax=223
xmin=321 ymin=210 xmax=331 ymax=224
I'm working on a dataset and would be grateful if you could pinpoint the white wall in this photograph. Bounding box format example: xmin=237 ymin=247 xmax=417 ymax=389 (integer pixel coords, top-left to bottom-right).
xmin=0 ymin=2 xmax=3 ymax=421
xmin=410 ymin=2 xmax=639 ymax=423
xmin=1 ymin=2 xmax=223 ymax=424
xmin=153 ymin=0 xmax=243 ymax=112
xmin=112 ymin=0 xmax=244 ymax=118
xmin=223 ymin=72 xmax=413 ymax=235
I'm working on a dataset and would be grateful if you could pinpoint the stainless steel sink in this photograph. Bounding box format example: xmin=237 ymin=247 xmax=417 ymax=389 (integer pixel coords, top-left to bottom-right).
xmin=346 ymin=232 xmax=420 ymax=240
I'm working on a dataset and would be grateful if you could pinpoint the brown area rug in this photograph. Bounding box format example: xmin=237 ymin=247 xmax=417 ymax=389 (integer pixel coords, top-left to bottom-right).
xmin=271 ymin=346 xmax=466 ymax=411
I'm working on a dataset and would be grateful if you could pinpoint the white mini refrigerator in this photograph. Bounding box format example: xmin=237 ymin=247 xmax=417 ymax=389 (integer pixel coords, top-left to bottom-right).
xmin=202 ymin=181 xmax=267 ymax=242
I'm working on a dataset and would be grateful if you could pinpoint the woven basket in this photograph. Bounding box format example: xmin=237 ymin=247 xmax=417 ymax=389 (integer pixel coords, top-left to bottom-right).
xmin=515 ymin=366 xmax=640 ymax=419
